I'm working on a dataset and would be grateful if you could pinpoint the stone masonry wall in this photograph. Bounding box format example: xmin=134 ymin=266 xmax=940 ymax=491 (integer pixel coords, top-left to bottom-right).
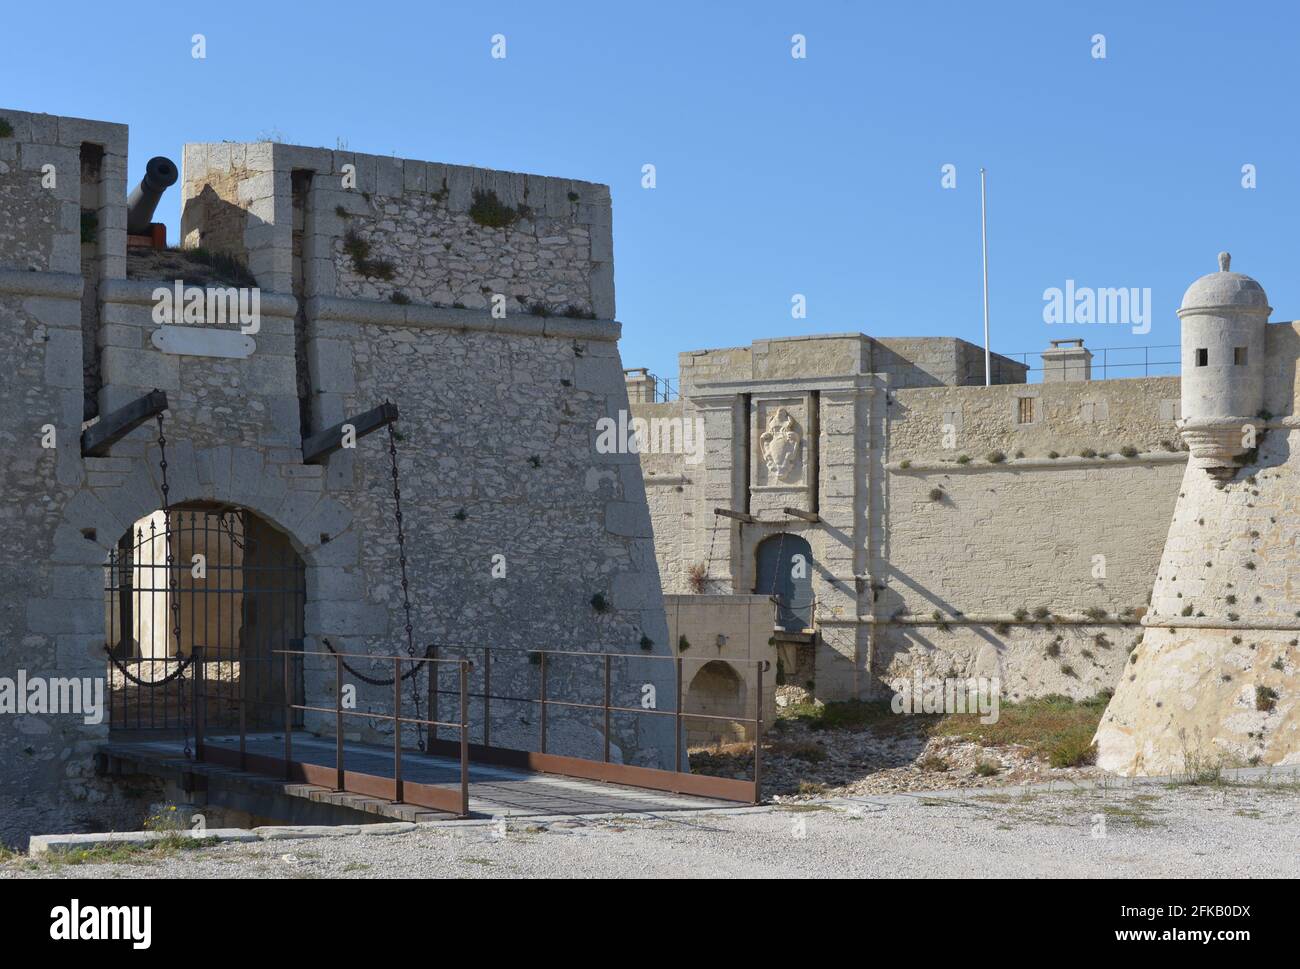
xmin=871 ymin=375 xmax=1187 ymax=699
xmin=181 ymin=144 xmax=615 ymax=320
xmin=333 ymin=183 xmax=596 ymax=313
xmin=306 ymin=300 xmax=673 ymax=764
xmin=0 ymin=116 xmax=674 ymax=846
xmin=636 ymin=332 xmax=1187 ymax=705
xmin=887 ymin=375 xmax=1183 ymax=461
xmin=1098 ymin=323 xmax=1300 ymax=773
xmin=0 ymin=110 xmax=144 ymax=847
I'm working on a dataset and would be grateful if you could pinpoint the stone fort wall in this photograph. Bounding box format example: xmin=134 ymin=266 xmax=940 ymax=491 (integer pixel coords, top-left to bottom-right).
xmin=633 ymin=332 xmax=1190 ymax=707
xmin=0 ymin=107 xmax=671 ymax=847
xmin=875 ymin=376 xmax=1186 ymax=701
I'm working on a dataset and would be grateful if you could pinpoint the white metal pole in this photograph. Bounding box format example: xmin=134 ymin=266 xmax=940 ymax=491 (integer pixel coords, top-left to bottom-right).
xmin=980 ymin=167 xmax=991 ymax=386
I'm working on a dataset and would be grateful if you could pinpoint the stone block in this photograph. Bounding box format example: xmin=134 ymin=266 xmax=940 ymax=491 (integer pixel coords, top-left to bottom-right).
xmin=590 ymin=222 xmax=614 ymax=262
xmin=606 ymin=501 xmax=652 ymax=538
xmin=101 ymin=346 xmax=180 ymax=391
xmin=306 ymin=600 xmax=389 ymax=637
xmin=26 ymin=597 xmax=100 ymax=635
xmin=574 ymin=355 xmax=625 ymax=394
xmin=402 ymin=161 xmax=427 ymax=193
xmin=307 ymin=338 xmax=356 ymax=394
xmin=590 ymin=261 xmax=615 ymax=320
xmin=37 ymin=323 xmax=80 ymax=385
xmin=375 ymin=156 xmax=404 ymax=197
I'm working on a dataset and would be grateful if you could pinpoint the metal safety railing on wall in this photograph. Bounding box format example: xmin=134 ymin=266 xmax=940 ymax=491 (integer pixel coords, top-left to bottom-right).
xmin=189 ymin=644 xmax=768 ymax=817
xmin=423 ymin=645 xmax=767 ymax=805
xmin=1000 ymin=343 xmax=1180 ymax=381
xmin=193 ymin=646 xmax=475 ymax=817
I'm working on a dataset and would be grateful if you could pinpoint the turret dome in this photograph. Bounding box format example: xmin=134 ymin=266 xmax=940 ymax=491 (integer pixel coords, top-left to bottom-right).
xmin=1178 ymin=252 xmax=1270 ymax=316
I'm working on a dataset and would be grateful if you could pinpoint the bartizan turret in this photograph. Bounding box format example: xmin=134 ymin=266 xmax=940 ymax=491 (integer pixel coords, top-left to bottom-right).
xmin=1177 ymin=252 xmax=1271 ymax=478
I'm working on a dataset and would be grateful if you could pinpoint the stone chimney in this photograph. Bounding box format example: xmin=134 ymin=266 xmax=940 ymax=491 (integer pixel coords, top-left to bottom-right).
xmin=624 ymin=368 xmax=657 ymax=403
xmin=1041 ymin=339 xmax=1092 ymax=382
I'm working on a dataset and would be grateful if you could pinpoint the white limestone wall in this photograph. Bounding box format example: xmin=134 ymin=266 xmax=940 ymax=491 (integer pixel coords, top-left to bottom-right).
xmin=1097 ymin=322 xmax=1300 ymax=773
xmin=1097 ymin=430 xmax=1300 ymax=773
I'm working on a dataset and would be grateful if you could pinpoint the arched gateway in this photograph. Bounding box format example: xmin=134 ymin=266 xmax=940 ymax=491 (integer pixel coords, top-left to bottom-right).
xmin=105 ymin=504 xmax=305 ymax=732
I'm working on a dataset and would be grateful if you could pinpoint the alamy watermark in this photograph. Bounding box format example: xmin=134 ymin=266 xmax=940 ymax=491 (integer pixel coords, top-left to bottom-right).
xmin=595 ymin=409 xmax=706 ymax=464
xmin=890 ymin=673 xmax=1000 ymax=724
xmin=1042 ymin=280 xmax=1151 ymax=335
xmin=50 ymin=900 xmax=151 ymax=949
xmin=0 ymin=670 xmax=104 ymax=725
xmin=152 ymin=280 xmax=261 ymax=334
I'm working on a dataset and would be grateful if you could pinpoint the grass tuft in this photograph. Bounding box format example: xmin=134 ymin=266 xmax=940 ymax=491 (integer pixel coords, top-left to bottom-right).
xmin=930 ymin=692 xmax=1109 ymax=768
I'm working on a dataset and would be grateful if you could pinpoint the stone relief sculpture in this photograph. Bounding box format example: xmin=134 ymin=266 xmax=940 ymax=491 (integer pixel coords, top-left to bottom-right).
xmin=760 ymin=407 xmax=802 ymax=481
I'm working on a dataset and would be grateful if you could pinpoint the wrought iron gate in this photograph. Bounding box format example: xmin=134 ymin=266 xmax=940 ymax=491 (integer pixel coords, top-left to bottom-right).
xmin=105 ymin=506 xmax=305 ymax=732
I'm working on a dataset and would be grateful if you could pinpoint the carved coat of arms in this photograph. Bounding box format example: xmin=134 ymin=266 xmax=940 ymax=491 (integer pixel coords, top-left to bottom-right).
xmin=760 ymin=407 xmax=801 ymax=481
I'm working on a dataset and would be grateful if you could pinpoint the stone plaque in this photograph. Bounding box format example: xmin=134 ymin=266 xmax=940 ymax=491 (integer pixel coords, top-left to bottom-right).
xmin=151 ymin=326 xmax=256 ymax=359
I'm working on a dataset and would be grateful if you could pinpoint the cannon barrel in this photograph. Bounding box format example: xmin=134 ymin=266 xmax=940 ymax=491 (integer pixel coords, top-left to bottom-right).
xmin=126 ymin=156 xmax=179 ymax=235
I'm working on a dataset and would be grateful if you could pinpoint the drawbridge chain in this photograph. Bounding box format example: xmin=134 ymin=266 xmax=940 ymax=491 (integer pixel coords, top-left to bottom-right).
xmin=157 ymin=411 xmax=193 ymax=760
xmin=385 ymin=409 xmax=428 ymax=750
xmin=322 ymin=638 xmax=432 ymax=687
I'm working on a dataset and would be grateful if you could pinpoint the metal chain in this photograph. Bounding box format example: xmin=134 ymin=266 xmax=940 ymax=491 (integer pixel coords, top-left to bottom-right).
xmin=105 ymin=648 xmax=195 ymax=686
xmin=386 ymin=412 xmax=426 ymax=750
xmin=704 ymin=515 xmax=720 ymax=593
xmin=156 ymin=412 xmax=193 ymax=760
xmin=769 ymin=530 xmax=787 ymax=598
xmin=323 ymin=637 xmax=431 ymax=686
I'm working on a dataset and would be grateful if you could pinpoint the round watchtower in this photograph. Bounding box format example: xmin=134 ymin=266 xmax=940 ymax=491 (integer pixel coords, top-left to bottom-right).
xmin=1177 ymin=252 xmax=1270 ymax=474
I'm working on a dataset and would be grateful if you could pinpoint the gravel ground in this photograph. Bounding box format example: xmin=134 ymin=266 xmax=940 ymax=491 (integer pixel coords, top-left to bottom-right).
xmin=6 ymin=780 xmax=1297 ymax=879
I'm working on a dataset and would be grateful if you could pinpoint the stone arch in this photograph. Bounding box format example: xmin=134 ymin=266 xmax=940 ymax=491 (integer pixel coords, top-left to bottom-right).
xmin=103 ymin=502 xmax=308 ymax=731
xmin=684 ymin=659 xmax=748 ymax=748
xmin=34 ymin=444 xmax=362 ymax=725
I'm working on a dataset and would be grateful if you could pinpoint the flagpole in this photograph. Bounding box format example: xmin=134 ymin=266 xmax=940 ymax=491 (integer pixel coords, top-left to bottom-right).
xmin=980 ymin=167 xmax=991 ymax=386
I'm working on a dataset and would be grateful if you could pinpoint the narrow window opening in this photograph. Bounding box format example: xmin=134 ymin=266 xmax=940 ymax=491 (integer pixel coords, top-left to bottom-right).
xmin=1234 ymin=346 xmax=1247 ymax=366
xmin=1016 ymin=397 xmax=1034 ymax=424
xmin=1195 ymin=348 xmax=1208 ymax=367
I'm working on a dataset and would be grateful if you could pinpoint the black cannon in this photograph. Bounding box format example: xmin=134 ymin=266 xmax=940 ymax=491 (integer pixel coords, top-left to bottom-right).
xmin=126 ymin=156 xmax=179 ymax=235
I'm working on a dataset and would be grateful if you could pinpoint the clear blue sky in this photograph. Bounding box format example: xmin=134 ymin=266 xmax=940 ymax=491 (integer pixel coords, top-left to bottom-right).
xmin=5 ymin=0 xmax=1296 ymax=385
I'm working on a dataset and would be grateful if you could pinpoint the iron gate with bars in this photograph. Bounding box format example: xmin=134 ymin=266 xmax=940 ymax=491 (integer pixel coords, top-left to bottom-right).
xmin=105 ymin=506 xmax=305 ymax=732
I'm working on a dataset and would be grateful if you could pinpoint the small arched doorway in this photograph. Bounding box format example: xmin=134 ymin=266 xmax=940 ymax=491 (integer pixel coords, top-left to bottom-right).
xmin=685 ymin=660 xmax=748 ymax=747
xmin=104 ymin=504 xmax=305 ymax=732
xmin=754 ymin=533 xmax=814 ymax=632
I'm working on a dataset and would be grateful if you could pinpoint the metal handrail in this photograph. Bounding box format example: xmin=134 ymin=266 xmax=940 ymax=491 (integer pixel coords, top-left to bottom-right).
xmin=999 ymin=344 xmax=1180 ymax=380
xmin=192 ymin=646 xmax=474 ymax=817
xmin=192 ymin=643 xmax=770 ymax=809
xmin=424 ymin=644 xmax=769 ymax=801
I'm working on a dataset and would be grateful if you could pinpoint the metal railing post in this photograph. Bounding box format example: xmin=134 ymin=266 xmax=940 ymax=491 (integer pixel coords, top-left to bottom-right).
xmin=539 ymin=651 xmax=548 ymax=754
xmin=674 ymin=656 xmax=683 ymax=773
xmin=429 ymin=644 xmax=437 ymax=744
xmin=603 ymin=653 xmax=611 ymax=764
xmin=754 ymin=660 xmax=765 ymax=804
xmin=238 ymin=646 xmax=246 ymax=770
xmin=283 ymin=652 xmax=292 ymax=779
xmin=483 ymin=647 xmax=491 ymax=748
xmin=459 ymin=660 xmax=470 ymax=817
xmin=334 ymin=652 xmax=344 ymax=791
xmin=194 ymin=646 xmax=205 ymax=762
xmin=393 ymin=656 xmax=403 ymax=804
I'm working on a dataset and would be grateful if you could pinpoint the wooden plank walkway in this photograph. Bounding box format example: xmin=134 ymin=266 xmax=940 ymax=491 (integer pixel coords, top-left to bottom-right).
xmin=103 ymin=732 xmax=735 ymax=819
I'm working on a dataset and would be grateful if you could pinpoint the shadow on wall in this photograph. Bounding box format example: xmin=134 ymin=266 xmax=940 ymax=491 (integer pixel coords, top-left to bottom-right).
xmin=876 ymin=567 xmax=1005 ymax=648
xmin=1265 ymin=324 xmax=1300 ymax=419
xmin=178 ymin=184 xmax=264 ymax=283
